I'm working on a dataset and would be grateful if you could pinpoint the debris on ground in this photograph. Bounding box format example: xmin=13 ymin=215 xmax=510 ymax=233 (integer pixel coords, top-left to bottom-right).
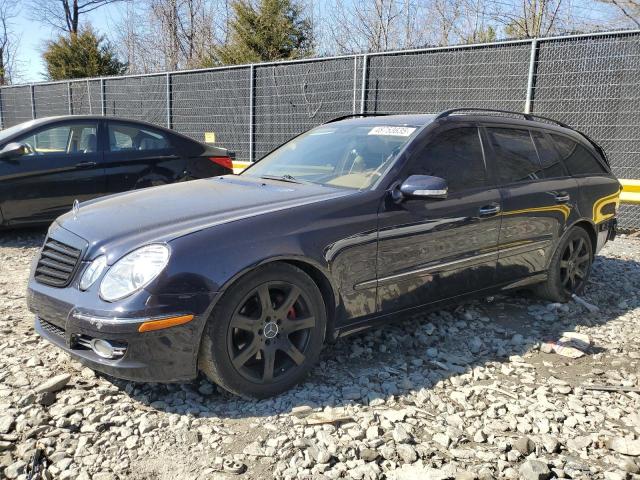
xmin=541 ymin=331 xmax=592 ymax=358
xmin=572 ymin=293 xmax=600 ymax=313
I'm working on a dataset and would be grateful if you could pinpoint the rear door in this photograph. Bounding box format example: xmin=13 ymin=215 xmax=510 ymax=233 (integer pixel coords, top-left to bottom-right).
xmin=376 ymin=124 xmax=502 ymax=313
xmin=0 ymin=120 xmax=103 ymax=225
xmin=103 ymin=121 xmax=184 ymax=193
xmin=484 ymin=126 xmax=579 ymax=285
xmin=549 ymin=132 xmax=620 ymax=251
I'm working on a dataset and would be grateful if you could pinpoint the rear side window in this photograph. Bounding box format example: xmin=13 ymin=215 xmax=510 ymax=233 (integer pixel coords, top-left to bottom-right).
xmin=486 ymin=127 xmax=541 ymax=184
xmin=550 ymin=134 xmax=608 ymax=176
xmin=531 ymin=130 xmax=567 ymax=179
xmin=409 ymin=127 xmax=487 ymax=193
xmin=108 ymin=123 xmax=170 ymax=152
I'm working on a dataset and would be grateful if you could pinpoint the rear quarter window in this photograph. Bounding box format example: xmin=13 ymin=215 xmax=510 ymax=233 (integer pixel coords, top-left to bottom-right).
xmin=550 ymin=134 xmax=608 ymax=176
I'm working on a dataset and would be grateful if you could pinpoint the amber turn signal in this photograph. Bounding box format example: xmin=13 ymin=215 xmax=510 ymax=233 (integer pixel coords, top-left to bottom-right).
xmin=138 ymin=314 xmax=194 ymax=333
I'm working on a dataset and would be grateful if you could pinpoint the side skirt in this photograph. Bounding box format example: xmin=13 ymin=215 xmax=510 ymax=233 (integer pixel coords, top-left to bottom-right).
xmin=333 ymin=274 xmax=548 ymax=339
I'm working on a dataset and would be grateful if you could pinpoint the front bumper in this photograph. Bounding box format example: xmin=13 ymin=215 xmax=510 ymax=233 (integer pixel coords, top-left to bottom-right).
xmin=27 ymin=281 xmax=217 ymax=383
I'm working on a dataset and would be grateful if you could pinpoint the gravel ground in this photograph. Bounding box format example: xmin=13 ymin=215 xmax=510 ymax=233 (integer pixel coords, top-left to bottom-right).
xmin=1 ymin=230 xmax=640 ymax=480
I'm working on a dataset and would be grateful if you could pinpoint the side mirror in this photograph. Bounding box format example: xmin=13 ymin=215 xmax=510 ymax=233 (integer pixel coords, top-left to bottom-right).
xmin=395 ymin=175 xmax=448 ymax=201
xmin=0 ymin=142 xmax=28 ymax=160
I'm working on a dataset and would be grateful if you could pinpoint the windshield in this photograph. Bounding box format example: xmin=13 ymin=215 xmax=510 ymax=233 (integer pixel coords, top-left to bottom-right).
xmin=242 ymin=123 xmax=419 ymax=189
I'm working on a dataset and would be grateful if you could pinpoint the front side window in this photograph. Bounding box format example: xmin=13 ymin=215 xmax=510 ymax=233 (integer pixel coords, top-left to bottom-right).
xmin=550 ymin=134 xmax=607 ymax=176
xmin=108 ymin=123 xmax=170 ymax=152
xmin=14 ymin=123 xmax=97 ymax=155
xmin=407 ymin=127 xmax=487 ymax=193
xmin=243 ymin=123 xmax=419 ymax=190
xmin=487 ymin=127 xmax=542 ymax=184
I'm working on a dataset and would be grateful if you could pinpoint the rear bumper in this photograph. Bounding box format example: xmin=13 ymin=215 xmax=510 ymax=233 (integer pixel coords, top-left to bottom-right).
xmin=27 ymin=282 xmax=217 ymax=383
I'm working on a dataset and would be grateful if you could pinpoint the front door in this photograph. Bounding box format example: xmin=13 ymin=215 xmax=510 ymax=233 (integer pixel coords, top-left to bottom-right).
xmin=0 ymin=121 xmax=103 ymax=225
xmin=376 ymin=125 xmax=502 ymax=313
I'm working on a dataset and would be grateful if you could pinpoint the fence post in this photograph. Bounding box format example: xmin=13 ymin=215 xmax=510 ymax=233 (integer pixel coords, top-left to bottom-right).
xmin=165 ymin=73 xmax=172 ymax=129
xmin=100 ymin=78 xmax=106 ymax=116
xmin=524 ymin=39 xmax=539 ymax=114
xmin=352 ymin=56 xmax=358 ymax=114
xmin=249 ymin=64 xmax=255 ymax=163
xmin=30 ymin=84 xmax=36 ymax=119
xmin=86 ymin=79 xmax=92 ymax=114
xmin=360 ymin=54 xmax=368 ymax=114
xmin=0 ymin=89 xmax=4 ymax=130
xmin=67 ymin=82 xmax=72 ymax=115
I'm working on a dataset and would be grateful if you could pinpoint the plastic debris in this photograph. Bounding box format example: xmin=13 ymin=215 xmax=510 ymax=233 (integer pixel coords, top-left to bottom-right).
xmin=541 ymin=331 xmax=592 ymax=358
xmin=571 ymin=294 xmax=600 ymax=313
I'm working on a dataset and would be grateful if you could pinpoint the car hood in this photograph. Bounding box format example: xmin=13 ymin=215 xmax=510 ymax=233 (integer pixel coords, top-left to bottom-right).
xmin=55 ymin=175 xmax=353 ymax=259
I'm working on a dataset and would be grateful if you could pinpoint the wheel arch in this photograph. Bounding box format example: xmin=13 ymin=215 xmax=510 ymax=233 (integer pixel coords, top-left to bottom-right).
xmin=203 ymin=255 xmax=341 ymax=343
xmin=567 ymin=218 xmax=598 ymax=253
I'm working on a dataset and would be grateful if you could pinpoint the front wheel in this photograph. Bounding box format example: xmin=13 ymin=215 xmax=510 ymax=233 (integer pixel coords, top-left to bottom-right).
xmin=536 ymin=226 xmax=594 ymax=302
xmin=198 ymin=263 xmax=326 ymax=398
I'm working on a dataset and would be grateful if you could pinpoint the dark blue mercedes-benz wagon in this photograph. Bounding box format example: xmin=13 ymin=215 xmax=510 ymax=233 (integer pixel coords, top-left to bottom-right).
xmin=27 ymin=110 xmax=620 ymax=398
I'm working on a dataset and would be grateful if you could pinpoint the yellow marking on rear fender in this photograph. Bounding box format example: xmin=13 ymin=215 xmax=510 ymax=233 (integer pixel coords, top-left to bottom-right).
xmin=593 ymin=191 xmax=620 ymax=224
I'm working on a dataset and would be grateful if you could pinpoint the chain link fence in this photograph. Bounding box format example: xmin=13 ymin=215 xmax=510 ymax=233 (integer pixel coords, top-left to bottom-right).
xmin=1 ymin=30 xmax=639 ymax=226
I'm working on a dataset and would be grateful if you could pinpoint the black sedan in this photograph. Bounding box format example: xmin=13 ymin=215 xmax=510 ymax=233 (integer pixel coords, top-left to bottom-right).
xmin=27 ymin=110 xmax=619 ymax=398
xmin=0 ymin=115 xmax=232 ymax=227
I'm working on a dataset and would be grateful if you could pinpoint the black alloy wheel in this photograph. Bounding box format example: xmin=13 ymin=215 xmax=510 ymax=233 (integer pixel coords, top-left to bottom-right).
xmin=227 ymin=282 xmax=316 ymax=383
xmin=199 ymin=263 xmax=326 ymax=398
xmin=535 ymin=226 xmax=594 ymax=302
xmin=559 ymin=235 xmax=591 ymax=295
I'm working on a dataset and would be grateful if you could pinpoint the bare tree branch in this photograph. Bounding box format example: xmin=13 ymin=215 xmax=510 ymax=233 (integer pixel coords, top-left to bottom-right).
xmin=29 ymin=0 xmax=127 ymax=34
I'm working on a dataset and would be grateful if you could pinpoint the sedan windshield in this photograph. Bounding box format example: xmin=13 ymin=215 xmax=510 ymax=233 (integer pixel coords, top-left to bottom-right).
xmin=242 ymin=123 xmax=419 ymax=189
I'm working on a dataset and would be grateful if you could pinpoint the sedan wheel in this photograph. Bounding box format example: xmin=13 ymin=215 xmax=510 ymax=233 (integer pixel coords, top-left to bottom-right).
xmin=199 ymin=263 xmax=326 ymax=398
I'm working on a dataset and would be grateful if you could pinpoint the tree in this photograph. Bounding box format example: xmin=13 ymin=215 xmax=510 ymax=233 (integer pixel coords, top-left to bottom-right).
xmin=114 ymin=0 xmax=224 ymax=73
xmin=215 ymin=0 xmax=313 ymax=65
xmin=496 ymin=0 xmax=565 ymax=38
xmin=29 ymin=0 xmax=126 ymax=34
xmin=0 ymin=0 xmax=20 ymax=85
xmin=43 ymin=27 xmax=127 ymax=80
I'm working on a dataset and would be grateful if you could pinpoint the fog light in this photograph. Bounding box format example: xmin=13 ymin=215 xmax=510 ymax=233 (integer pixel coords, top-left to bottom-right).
xmin=90 ymin=339 xmax=125 ymax=359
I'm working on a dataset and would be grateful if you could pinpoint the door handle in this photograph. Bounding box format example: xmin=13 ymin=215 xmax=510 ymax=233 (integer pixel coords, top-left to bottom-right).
xmin=75 ymin=161 xmax=97 ymax=169
xmin=479 ymin=204 xmax=501 ymax=217
xmin=554 ymin=192 xmax=570 ymax=203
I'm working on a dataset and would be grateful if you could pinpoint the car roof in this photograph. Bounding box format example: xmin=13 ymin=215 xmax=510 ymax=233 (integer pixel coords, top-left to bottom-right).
xmin=328 ymin=112 xmax=598 ymax=154
xmin=330 ymin=114 xmax=436 ymax=127
xmin=19 ymin=115 xmax=173 ymax=132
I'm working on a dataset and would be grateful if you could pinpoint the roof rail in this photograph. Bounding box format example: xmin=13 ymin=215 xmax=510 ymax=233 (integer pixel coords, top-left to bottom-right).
xmin=435 ymin=108 xmax=571 ymax=129
xmin=324 ymin=113 xmax=391 ymax=124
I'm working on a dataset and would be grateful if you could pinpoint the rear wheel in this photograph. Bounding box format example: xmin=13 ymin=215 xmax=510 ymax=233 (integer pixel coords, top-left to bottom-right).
xmin=198 ymin=263 xmax=326 ymax=398
xmin=536 ymin=226 xmax=593 ymax=302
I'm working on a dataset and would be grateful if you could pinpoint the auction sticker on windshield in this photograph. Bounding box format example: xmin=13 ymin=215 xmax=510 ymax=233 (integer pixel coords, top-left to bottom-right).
xmin=368 ymin=126 xmax=416 ymax=137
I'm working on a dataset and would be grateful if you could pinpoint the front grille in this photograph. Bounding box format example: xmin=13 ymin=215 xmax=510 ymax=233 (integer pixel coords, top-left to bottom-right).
xmin=35 ymin=239 xmax=82 ymax=287
xmin=39 ymin=318 xmax=65 ymax=338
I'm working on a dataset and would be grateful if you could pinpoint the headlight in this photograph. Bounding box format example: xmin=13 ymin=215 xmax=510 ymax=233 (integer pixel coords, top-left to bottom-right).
xmin=79 ymin=255 xmax=107 ymax=290
xmin=99 ymin=244 xmax=170 ymax=302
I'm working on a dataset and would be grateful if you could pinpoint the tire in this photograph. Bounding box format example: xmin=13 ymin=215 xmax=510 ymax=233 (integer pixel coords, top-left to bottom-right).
xmin=198 ymin=263 xmax=327 ymax=399
xmin=535 ymin=226 xmax=594 ymax=302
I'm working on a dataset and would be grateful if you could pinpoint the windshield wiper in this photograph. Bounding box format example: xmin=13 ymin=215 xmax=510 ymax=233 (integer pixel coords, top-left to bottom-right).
xmin=259 ymin=174 xmax=311 ymax=184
